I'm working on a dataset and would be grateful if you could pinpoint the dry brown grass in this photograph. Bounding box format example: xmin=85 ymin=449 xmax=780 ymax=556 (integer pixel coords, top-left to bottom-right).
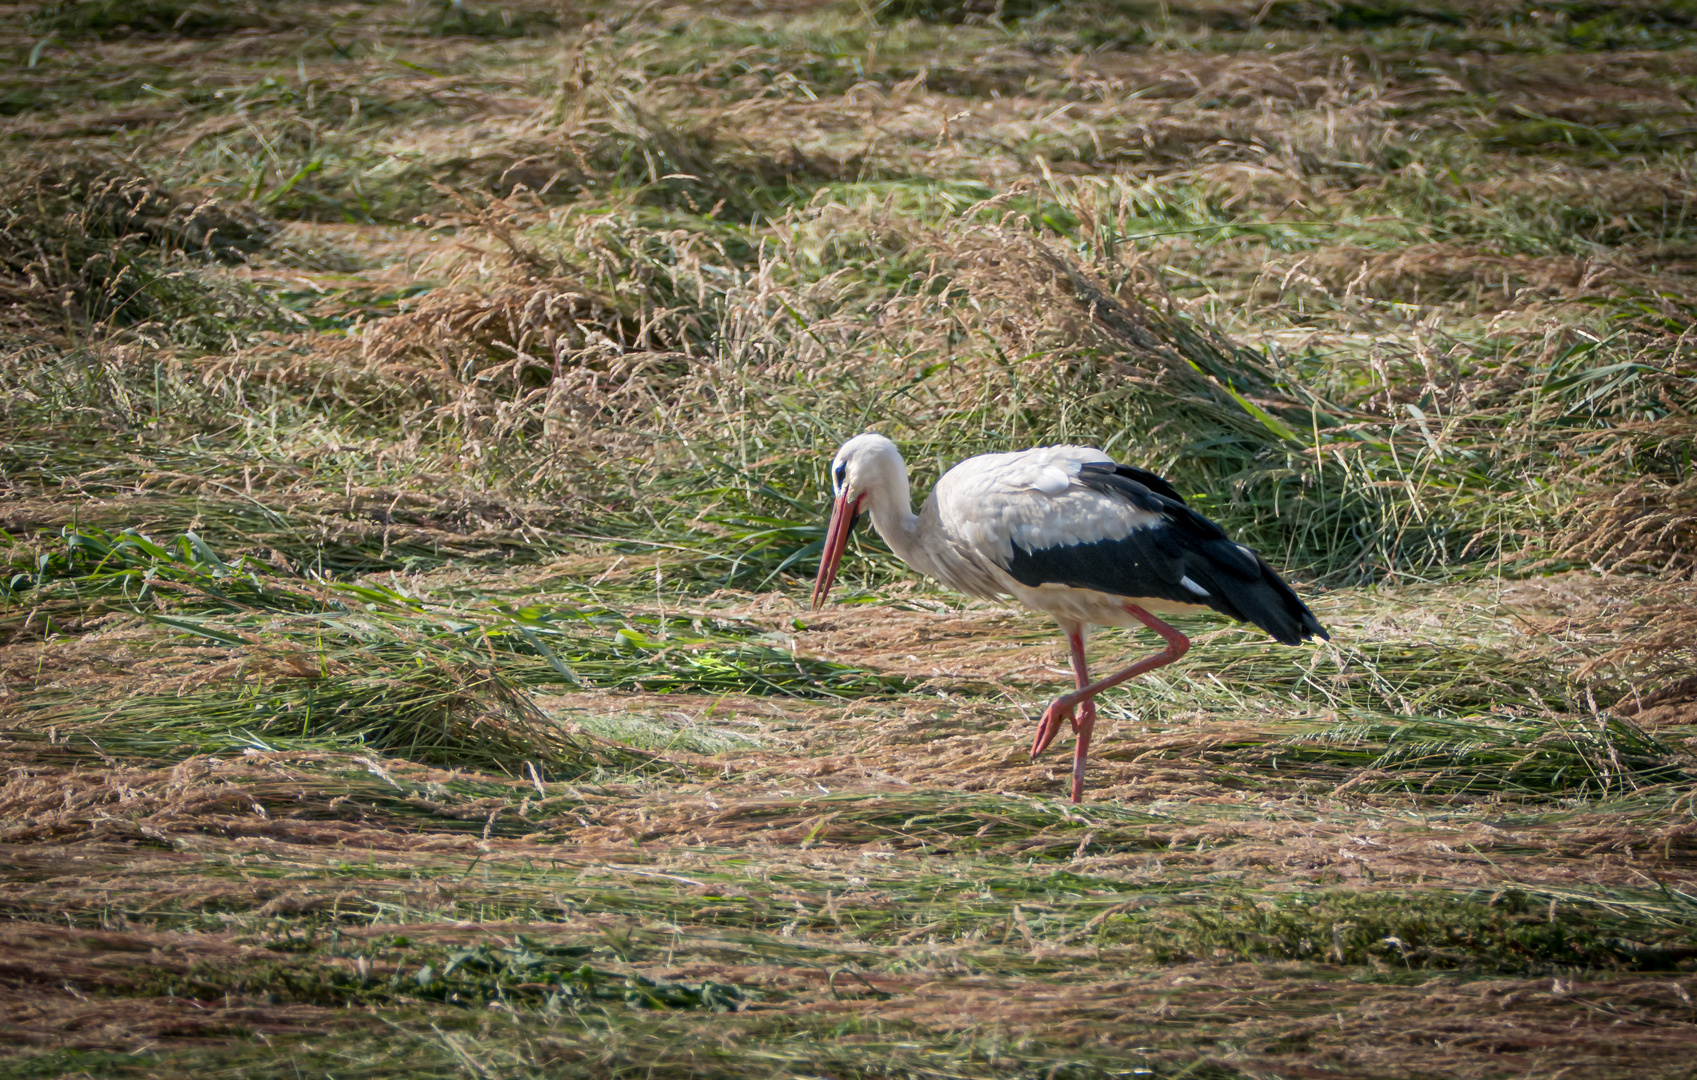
xmin=1560 ymin=478 xmax=1697 ymax=579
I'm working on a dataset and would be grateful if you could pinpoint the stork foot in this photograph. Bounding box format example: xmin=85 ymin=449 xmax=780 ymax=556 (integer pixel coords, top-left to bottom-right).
xmin=1032 ymin=696 xmax=1099 ymax=802
xmin=1030 ymin=697 xmax=1075 ymax=759
xmin=1031 ymin=695 xmax=1095 ymax=752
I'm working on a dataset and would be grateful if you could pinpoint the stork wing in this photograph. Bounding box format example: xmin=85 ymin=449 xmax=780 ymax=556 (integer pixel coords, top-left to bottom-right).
xmin=937 ymin=448 xmax=1327 ymax=645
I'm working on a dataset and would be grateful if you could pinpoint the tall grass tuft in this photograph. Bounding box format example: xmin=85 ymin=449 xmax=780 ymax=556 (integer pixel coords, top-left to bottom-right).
xmin=0 ymin=155 xmax=276 ymax=349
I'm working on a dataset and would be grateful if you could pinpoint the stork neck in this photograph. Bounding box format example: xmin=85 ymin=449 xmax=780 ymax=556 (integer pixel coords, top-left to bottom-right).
xmin=864 ymin=472 xmax=924 ymax=566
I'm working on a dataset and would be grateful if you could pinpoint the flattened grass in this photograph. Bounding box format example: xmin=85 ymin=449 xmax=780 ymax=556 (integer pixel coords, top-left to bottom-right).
xmin=6 ymin=2 xmax=1697 ymax=1077
xmin=2 ymin=526 xmax=908 ymax=775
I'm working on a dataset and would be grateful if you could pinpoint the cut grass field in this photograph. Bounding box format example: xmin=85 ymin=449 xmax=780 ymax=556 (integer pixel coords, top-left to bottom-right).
xmin=4 ymin=0 xmax=1697 ymax=1076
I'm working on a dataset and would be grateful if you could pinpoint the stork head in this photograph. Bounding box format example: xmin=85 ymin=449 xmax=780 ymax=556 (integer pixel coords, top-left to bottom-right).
xmin=811 ymin=433 xmax=905 ymax=610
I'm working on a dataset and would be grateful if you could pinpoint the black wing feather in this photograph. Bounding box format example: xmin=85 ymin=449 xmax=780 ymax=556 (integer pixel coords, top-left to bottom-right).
xmin=1086 ymin=462 xmax=1188 ymax=506
xmin=1006 ymin=460 xmax=1329 ymax=646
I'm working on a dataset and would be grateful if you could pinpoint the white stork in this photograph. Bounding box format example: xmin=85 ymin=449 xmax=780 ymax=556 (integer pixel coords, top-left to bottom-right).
xmin=811 ymin=433 xmax=1328 ymax=803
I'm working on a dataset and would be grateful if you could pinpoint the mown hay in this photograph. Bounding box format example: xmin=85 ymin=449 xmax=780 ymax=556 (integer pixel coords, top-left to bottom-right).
xmin=28 ymin=0 xmax=285 ymax=37
xmin=358 ymin=276 xmax=640 ymax=392
xmin=1581 ymin=591 xmax=1697 ymax=726
xmin=0 ymin=156 xmax=274 ymax=345
xmin=1559 ymin=478 xmax=1697 ymax=579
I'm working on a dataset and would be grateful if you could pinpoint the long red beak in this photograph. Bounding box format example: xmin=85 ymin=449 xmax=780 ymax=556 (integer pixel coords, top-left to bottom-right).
xmin=811 ymin=493 xmax=863 ymax=610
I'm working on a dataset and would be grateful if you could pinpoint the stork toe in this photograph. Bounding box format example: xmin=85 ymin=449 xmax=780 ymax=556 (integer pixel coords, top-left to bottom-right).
xmin=1031 ymin=698 xmax=1074 ymax=758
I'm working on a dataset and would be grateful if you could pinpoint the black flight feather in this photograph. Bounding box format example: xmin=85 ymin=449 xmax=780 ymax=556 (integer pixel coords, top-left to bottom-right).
xmin=1005 ymin=460 xmax=1329 ymax=646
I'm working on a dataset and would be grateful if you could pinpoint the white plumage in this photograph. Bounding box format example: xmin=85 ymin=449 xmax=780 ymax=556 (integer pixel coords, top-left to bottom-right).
xmin=937 ymin=446 xmax=1165 ymax=562
xmin=811 ymin=432 xmax=1328 ymax=803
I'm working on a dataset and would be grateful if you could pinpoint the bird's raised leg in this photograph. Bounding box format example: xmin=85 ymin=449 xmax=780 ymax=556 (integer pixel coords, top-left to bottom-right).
xmin=1031 ymin=605 xmax=1190 ymax=803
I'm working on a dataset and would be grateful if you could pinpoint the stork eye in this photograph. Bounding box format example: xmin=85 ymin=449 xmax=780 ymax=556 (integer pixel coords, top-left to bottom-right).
xmin=832 ymin=462 xmax=847 ymax=489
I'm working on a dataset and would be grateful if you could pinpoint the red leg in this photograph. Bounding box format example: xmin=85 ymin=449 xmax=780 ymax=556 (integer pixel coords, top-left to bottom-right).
xmin=1031 ymin=627 xmax=1092 ymax=760
xmin=1031 ymin=606 xmax=1190 ymax=803
xmin=1066 ymin=631 xmax=1098 ymax=803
